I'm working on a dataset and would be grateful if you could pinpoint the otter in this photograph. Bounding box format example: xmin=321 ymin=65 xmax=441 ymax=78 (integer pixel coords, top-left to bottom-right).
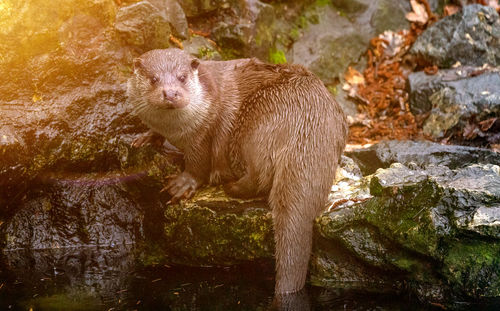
xmin=127 ymin=48 xmax=348 ymax=295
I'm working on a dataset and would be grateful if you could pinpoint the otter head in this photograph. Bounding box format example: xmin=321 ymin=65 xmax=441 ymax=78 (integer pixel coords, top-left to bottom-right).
xmin=132 ymin=48 xmax=201 ymax=110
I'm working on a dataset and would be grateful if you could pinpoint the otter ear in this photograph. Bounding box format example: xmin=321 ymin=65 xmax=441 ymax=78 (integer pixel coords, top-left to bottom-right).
xmin=191 ymin=58 xmax=200 ymax=71
xmin=133 ymin=58 xmax=143 ymax=71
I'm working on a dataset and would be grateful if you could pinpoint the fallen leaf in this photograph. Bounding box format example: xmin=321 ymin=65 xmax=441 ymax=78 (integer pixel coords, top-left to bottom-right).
xmin=344 ymin=67 xmax=365 ymax=86
xmin=486 ymin=0 xmax=500 ymax=12
xmin=379 ymin=30 xmax=406 ymax=57
xmin=443 ymin=5 xmax=460 ymax=16
xmin=463 ymin=122 xmax=479 ymax=140
xmin=169 ymin=35 xmax=183 ymax=49
xmin=479 ymin=117 xmax=497 ymax=132
xmin=406 ymin=0 xmax=429 ymax=24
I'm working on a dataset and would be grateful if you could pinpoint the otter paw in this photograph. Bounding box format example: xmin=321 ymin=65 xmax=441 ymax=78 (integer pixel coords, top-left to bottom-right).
xmin=161 ymin=172 xmax=199 ymax=203
xmin=132 ymin=131 xmax=165 ymax=148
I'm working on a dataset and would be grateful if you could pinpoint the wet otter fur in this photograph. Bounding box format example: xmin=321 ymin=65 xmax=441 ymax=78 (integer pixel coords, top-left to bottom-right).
xmin=127 ymin=48 xmax=348 ymax=295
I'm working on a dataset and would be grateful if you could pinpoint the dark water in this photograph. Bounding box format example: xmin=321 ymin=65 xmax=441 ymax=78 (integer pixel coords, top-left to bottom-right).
xmin=0 ymin=246 xmax=497 ymax=311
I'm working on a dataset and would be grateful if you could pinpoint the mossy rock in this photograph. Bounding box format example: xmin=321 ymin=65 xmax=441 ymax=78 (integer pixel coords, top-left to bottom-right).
xmin=163 ymin=187 xmax=274 ymax=266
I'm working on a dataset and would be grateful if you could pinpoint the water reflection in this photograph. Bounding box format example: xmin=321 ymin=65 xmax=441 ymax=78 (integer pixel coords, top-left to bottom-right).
xmin=1 ymin=246 xmax=496 ymax=310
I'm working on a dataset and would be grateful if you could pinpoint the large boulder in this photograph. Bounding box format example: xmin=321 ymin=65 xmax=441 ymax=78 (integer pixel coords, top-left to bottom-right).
xmin=346 ymin=139 xmax=500 ymax=175
xmin=410 ymin=4 xmax=500 ymax=68
xmin=422 ymin=72 xmax=500 ymax=140
xmin=314 ymin=141 xmax=500 ymax=304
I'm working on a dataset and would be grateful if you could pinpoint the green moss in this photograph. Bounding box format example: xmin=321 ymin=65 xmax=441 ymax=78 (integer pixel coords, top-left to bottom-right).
xmin=315 ymin=0 xmax=331 ymax=7
xmin=327 ymin=85 xmax=338 ymax=96
xmin=443 ymin=239 xmax=500 ymax=298
xmin=289 ymin=27 xmax=300 ymax=41
xmin=197 ymin=46 xmax=216 ymax=59
xmin=161 ymin=190 xmax=274 ymax=266
xmin=268 ymin=48 xmax=287 ymax=64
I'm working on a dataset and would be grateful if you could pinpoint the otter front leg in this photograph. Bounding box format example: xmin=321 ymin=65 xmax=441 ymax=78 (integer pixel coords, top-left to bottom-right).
xmin=132 ymin=130 xmax=165 ymax=148
xmin=162 ymin=135 xmax=211 ymax=203
xmin=162 ymin=171 xmax=200 ymax=203
xmin=132 ymin=130 xmax=184 ymax=162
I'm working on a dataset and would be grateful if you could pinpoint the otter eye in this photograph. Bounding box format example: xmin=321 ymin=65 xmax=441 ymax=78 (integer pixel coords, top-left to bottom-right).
xmin=150 ymin=76 xmax=159 ymax=84
xmin=178 ymin=75 xmax=186 ymax=83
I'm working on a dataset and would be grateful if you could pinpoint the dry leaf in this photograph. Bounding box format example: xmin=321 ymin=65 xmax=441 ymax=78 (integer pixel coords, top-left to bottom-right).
xmin=443 ymin=5 xmax=460 ymax=16
xmin=463 ymin=122 xmax=479 ymax=140
xmin=379 ymin=30 xmax=406 ymax=57
xmin=406 ymin=0 xmax=429 ymax=24
xmin=479 ymin=117 xmax=497 ymax=132
xmin=486 ymin=0 xmax=500 ymax=12
xmin=344 ymin=67 xmax=365 ymax=86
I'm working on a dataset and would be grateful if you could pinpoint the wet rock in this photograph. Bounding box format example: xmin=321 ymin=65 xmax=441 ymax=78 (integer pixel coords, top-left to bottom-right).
xmin=4 ymin=177 xmax=144 ymax=250
xmin=410 ymin=4 xmax=500 ymax=68
xmin=148 ymin=156 xmax=363 ymax=266
xmin=347 ymin=140 xmax=500 ymax=175
xmin=0 ymin=0 xmax=178 ymax=220
xmin=115 ymin=1 xmax=172 ymax=52
xmin=314 ymin=160 xmax=500 ymax=302
xmin=162 ymin=187 xmax=274 ymax=266
xmin=422 ymin=72 xmax=500 ymax=140
xmin=212 ymin=0 xmax=275 ymax=60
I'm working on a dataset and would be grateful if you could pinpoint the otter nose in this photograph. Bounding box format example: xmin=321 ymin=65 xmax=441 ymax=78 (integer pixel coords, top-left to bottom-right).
xmin=163 ymin=89 xmax=179 ymax=101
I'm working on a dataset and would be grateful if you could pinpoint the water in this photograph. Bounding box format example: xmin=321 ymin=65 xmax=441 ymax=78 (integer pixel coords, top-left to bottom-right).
xmin=0 ymin=246 xmax=497 ymax=310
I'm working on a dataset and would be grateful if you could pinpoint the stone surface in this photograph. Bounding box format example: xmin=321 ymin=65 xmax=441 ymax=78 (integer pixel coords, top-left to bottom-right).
xmin=182 ymin=35 xmax=222 ymax=60
xmin=4 ymin=178 xmax=144 ymax=250
xmin=149 ymin=0 xmax=189 ymax=39
xmin=212 ymin=0 xmax=276 ymax=60
xmin=115 ymin=1 xmax=172 ymax=52
xmin=422 ymin=72 xmax=500 ymax=139
xmin=347 ymin=139 xmax=500 ymax=175
xmin=410 ymin=4 xmax=500 ymax=68
xmin=407 ymin=66 xmax=499 ymax=115
xmin=286 ymin=0 xmax=432 ymax=84
xmin=177 ymin=0 xmax=235 ymax=17
xmin=314 ymin=160 xmax=500 ymax=302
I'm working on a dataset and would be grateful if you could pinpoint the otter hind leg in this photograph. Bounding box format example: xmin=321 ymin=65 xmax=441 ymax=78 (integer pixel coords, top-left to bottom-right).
xmin=223 ymin=173 xmax=259 ymax=199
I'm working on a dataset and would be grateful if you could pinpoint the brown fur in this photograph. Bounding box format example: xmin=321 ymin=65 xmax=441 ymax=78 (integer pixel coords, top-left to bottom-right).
xmin=127 ymin=49 xmax=348 ymax=295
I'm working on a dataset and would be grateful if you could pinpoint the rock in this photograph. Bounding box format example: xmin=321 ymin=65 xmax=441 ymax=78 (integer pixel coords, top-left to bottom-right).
xmin=212 ymin=0 xmax=276 ymax=59
xmin=182 ymin=35 xmax=222 ymax=60
xmin=4 ymin=178 xmax=144 ymax=250
xmin=0 ymin=0 xmax=177 ymax=233
xmin=347 ymin=140 xmax=500 ymax=175
xmin=287 ymin=0 xmax=426 ymax=84
xmin=407 ymin=66 xmax=498 ymax=115
xmin=287 ymin=2 xmax=371 ymax=84
xmin=314 ymin=160 xmax=500 ymax=302
xmin=177 ymin=0 xmax=235 ymax=17
xmin=151 ymin=156 xmax=363 ymax=266
xmin=115 ymin=1 xmax=172 ymax=52
xmin=162 ymin=187 xmax=274 ymax=266
xmin=149 ymin=0 xmax=189 ymax=39
xmin=422 ymin=72 xmax=500 ymax=140
xmin=410 ymin=4 xmax=500 ymax=68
